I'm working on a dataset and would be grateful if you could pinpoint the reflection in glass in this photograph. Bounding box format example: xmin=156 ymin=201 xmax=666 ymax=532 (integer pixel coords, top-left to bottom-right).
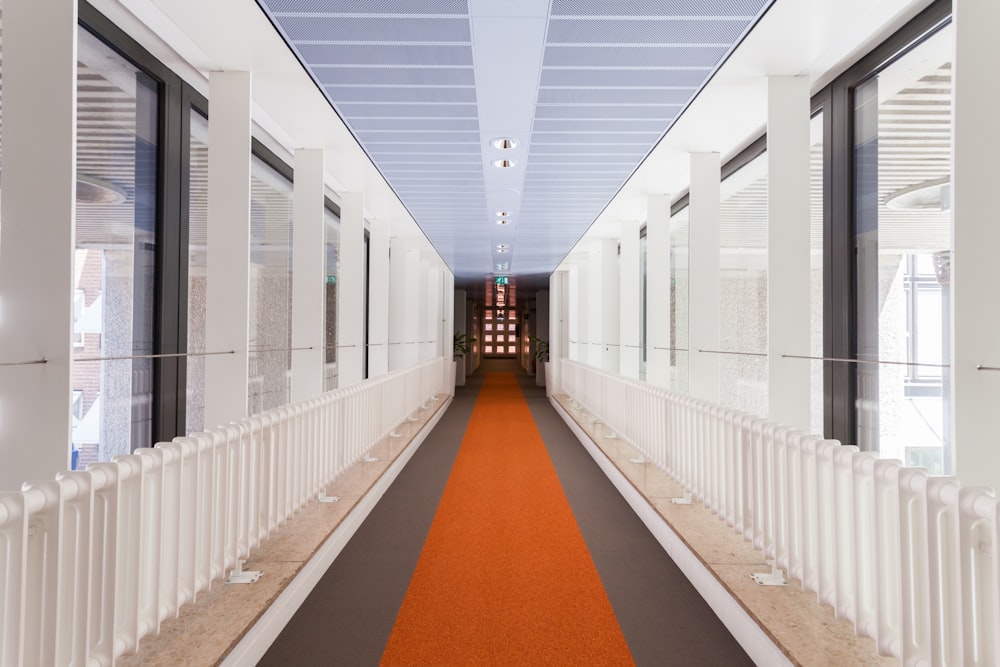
xmin=186 ymin=109 xmax=209 ymax=433
xmin=809 ymin=113 xmax=825 ymax=436
xmin=670 ymin=208 xmax=689 ymax=393
xmin=719 ymin=156 xmax=768 ymax=416
xmin=324 ymin=207 xmax=340 ymax=390
xmin=853 ymin=24 xmax=953 ymax=473
xmin=248 ymin=156 xmax=294 ymax=415
xmin=72 ymin=28 xmax=159 ymax=465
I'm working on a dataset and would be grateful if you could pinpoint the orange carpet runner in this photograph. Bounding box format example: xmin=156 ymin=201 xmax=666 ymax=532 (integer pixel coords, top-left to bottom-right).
xmin=381 ymin=373 xmax=634 ymax=666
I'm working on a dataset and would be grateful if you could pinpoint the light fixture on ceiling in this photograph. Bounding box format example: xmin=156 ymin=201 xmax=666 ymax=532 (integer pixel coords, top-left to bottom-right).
xmin=491 ymin=137 xmax=518 ymax=150
xmin=77 ymin=174 xmax=127 ymax=204
xmin=492 ymin=158 xmax=516 ymax=169
xmin=496 ymin=218 xmax=512 ymax=225
xmin=496 ymin=243 xmax=510 ymax=253
xmin=885 ymin=176 xmax=951 ymax=212
xmin=496 ymin=262 xmax=509 ymax=271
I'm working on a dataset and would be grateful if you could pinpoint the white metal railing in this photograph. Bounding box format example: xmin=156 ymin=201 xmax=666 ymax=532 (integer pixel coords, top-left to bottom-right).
xmin=0 ymin=357 xmax=447 ymax=667
xmin=559 ymin=359 xmax=1000 ymax=667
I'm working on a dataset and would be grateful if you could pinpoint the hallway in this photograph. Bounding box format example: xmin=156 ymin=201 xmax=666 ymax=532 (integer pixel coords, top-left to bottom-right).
xmin=260 ymin=361 xmax=751 ymax=666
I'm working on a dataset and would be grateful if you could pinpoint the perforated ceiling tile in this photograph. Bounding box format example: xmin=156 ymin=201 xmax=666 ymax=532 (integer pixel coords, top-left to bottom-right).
xmin=546 ymin=18 xmax=750 ymax=45
xmin=258 ymin=0 xmax=774 ymax=286
xmin=268 ymin=0 xmax=469 ymax=14
xmin=537 ymin=87 xmax=694 ymax=105
xmin=543 ymin=45 xmax=727 ymax=68
xmin=294 ymin=43 xmax=474 ymax=66
xmin=549 ymin=0 xmax=767 ymax=16
xmin=315 ymin=67 xmax=476 ymax=87
xmin=280 ymin=16 xmax=470 ymax=43
xmin=539 ymin=68 xmax=711 ymax=88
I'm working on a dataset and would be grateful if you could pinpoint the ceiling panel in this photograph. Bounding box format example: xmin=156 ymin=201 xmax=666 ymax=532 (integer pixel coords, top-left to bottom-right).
xmin=257 ymin=0 xmax=773 ymax=287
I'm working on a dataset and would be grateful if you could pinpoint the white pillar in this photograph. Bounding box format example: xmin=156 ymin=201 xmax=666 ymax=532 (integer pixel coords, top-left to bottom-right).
xmin=442 ymin=269 xmax=454 ymax=361
xmin=619 ymin=221 xmax=641 ymax=379
xmin=689 ymin=152 xmax=722 ymax=402
xmin=952 ymin=0 xmax=1000 ymax=490
xmin=337 ymin=192 xmax=365 ymax=386
xmin=290 ymin=149 xmax=325 ymax=401
xmin=204 ymin=71 xmax=252 ymax=428
xmin=646 ymin=195 xmax=672 ymax=388
xmin=598 ymin=238 xmax=620 ymax=372
xmin=0 ymin=0 xmax=77 ymax=489
xmin=388 ymin=237 xmax=408 ymax=371
xmin=368 ymin=217 xmax=390 ymax=377
xmin=767 ymin=76 xmax=811 ymax=431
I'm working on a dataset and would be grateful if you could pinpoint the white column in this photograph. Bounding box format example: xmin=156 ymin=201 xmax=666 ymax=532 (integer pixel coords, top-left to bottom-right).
xmin=598 ymin=238 xmax=620 ymax=372
xmin=549 ymin=271 xmax=567 ymax=395
xmin=0 ymin=0 xmax=77 ymax=489
xmin=619 ymin=221 xmax=641 ymax=379
xmin=290 ymin=149 xmax=325 ymax=401
xmin=646 ymin=195 xmax=672 ymax=388
xmin=368 ymin=217 xmax=390 ymax=377
xmin=689 ymin=152 xmax=722 ymax=402
xmin=952 ymin=0 xmax=1000 ymax=490
xmin=388 ymin=237 xmax=408 ymax=371
xmin=337 ymin=192 xmax=365 ymax=386
xmin=767 ymin=76 xmax=811 ymax=431
xmin=204 ymin=71 xmax=252 ymax=428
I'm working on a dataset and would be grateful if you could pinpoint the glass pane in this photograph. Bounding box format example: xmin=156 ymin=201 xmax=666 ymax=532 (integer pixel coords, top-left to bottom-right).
xmin=72 ymin=28 xmax=159 ymax=465
xmin=640 ymin=233 xmax=647 ymax=380
xmin=485 ymin=334 xmax=493 ymax=342
xmin=853 ymin=24 xmax=953 ymax=473
xmin=810 ymin=112 xmax=825 ymax=436
xmin=670 ymin=208 xmax=689 ymax=393
xmin=324 ymin=207 xmax=340 ymax=391
xmin=248 ymin=156 xmax=293 ymax=415
xmin=508 ymin=323 xmax=516 ymax=331
xmin=186 ymin=109 xmax=209 ymax=434
xmin=719 ymin=154 xmax=768 ymax=416
xmin=508 ymin=346 xmax=516 ymax=354
xmin=485 ymin=323 xmax=493 ymax=331
xmin=485 ymin=345 xmax=493 ymax=354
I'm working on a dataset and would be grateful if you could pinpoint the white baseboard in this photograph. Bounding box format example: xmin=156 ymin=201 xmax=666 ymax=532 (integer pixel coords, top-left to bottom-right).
xmin=221 ymin=397 xmax=453 ymax=667
xmin=550 ymin=398 xmax=790 ymax=667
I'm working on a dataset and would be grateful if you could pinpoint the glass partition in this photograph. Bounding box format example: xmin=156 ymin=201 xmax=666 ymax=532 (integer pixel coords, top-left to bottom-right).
xmin=248 ymin=155 xmax=294 ymax=415
xmin=72 ymin=26 xmax=160 ymax=465
xmin=719 ymin=156 xmax=768 ymax=415
xmin=670 ymin=207 xmax=689 ymax=393
xmin=324 ymin=206 xmax=341 ymax=390
xmin=853 ymin=23 xmax=953 ymax=472
xmin=186 ymin=109 xmax=209 ymax=433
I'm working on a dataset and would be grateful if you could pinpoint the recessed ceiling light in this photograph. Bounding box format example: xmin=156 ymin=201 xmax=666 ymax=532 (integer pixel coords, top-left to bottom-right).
xmin=496 ymin=243 xmax=509 ymax=250
xmin=496 ymin=262 xmax=508 ymax=271
xmin=496 ymin=218 xmax=512 ymax=225
xmin=492 ymin=158 xmax=516 ymax=169
xmin=495 ymin=210 xmax=512 ymax=218
xmin=491 ymin=137 xmax=518 ymax=150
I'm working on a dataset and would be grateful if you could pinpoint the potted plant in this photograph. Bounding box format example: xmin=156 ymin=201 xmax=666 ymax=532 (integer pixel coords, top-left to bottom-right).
xmin=453 ymin=331 xmax=475 ymax=386
xmin=530 ymin=336 xmax=549 ymax=386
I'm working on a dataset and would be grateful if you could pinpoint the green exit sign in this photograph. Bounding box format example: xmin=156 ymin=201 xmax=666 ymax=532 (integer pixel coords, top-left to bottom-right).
xmin=326 ymin=275 xmax=336 ymax=284
xmin=495 ymin=275 xmax=509 ymax=285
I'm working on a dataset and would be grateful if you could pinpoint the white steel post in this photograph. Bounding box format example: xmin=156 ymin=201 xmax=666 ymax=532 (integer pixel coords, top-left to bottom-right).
xmin=290 ymin=148 xmax=325 ymax=401
xmin=689 ymin=153 xmax=722 ymax=402
xmin=337 ymin=191 xmax=365 ymax=386
xmin=646 ymin=194 xmax=672 ymax=388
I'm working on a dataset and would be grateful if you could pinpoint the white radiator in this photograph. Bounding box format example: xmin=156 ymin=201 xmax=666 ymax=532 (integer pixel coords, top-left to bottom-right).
xmin=0 ymin=357 xmax=446 ymax=667
xmin=559 ymin=359 xmax=1000 ymax=667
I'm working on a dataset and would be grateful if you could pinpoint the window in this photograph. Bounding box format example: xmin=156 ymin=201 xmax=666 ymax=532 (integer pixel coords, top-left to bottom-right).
xmin=670 ymin=207 xmax=689 ymax=393
xmin=72 ymin=26 xmax=160 ymax=463
xmin=852 ymin=22 xmax=953 ymax=473
xmin=324 ymin=206 xmax=341 ymax=390
xmin=248 ymin=154 xmax=294 ymax=415
xmin=718 ymin=155 xmax=769 ymax=416
xmin=186 ymin=109 xmax=209 ymax=433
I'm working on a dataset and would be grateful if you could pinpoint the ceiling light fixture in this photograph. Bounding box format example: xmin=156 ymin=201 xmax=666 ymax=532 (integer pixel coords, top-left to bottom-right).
xmin=495 ymin=210 xmax=512 ymax=218
xmin=492 ymin=158 xmax=516 ymax=169
xmin=496 ymin=218 xmax=511 ymax=225
xmin=491 ymin=137 xmax=518 ymax=150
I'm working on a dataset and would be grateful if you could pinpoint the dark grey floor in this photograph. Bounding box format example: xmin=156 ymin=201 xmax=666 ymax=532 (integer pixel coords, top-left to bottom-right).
xmin=259 ymin=359 xmax=752 ymax=666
